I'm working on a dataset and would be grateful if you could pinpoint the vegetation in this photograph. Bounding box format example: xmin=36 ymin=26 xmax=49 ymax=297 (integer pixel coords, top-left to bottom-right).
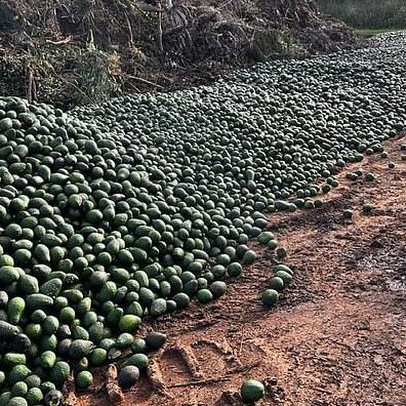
xmin=317 ymin=0 xmax=406 ymax=29
xmin=0 ymin=0 xmax=355 ymax=107
xmin=354 ymin=28 xmax=398 ymax=37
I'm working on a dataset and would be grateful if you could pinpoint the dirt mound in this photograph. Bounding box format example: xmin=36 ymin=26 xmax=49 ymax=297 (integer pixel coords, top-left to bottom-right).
xmin=0 ymin=0 xmax=357 ymax=107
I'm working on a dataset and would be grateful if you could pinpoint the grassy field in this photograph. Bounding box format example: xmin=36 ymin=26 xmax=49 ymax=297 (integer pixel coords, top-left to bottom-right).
xmin=354 ymin=28 xmax=400 ymax=37
xmin=317 ymin=0 xmax=406 ymax=29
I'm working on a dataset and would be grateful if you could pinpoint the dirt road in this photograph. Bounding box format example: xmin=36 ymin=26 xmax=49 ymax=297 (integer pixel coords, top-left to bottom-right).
xmin=77 ymin=135 xmax=406 ymax=405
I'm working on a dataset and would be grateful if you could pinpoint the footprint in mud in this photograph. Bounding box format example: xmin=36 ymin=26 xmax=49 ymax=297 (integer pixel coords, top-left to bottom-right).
xmin=191 ymin=339 xmax=242 ymax=379
xmin=160 ymin=346 xmax=204 ymax=387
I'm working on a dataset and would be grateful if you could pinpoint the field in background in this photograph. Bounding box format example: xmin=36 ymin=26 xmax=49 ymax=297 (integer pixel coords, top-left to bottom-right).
xmin=317 ymin=0 xmax=406 ymax=29
xmin=355 ymin=28 xmax=400 ymax=37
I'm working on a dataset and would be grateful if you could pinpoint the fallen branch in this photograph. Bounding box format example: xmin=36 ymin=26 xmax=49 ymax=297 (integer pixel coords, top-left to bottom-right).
xmin=157 ymin=0 xmax=164 ymax=54
xmin=25 ymin=61 xmax=37 ymax=103
xmin=45 ymin=36 xmax=73 ymax=45
xmin=126 ymin=75 xmax=164 ymax=89
xmin=167 ymin=376 xmax=231 ymax=388
xmin=229 ymin=361 xmax=260 ymax=374
xmin=166 ymin=361 xmax=260 ymax=388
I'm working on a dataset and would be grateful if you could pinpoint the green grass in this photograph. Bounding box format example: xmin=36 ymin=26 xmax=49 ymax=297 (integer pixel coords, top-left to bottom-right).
xmin=354 ymin=28 xmax=400 ymax=37
xmin=317 ymin=0 xmax=406 ymax=29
